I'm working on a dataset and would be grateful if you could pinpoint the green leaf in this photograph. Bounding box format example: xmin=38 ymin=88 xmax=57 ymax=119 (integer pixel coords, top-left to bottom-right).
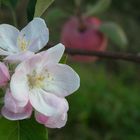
xmin=1 ymin=0 xmax=18 ymax=7
xmin=85 ymin=0 xmax=111 ymax=16
xmin=1 ymin=0 xmax=18 ymax=27
xmin=0 ymin=117 xmax=48 ymax=140
xmin=99 ymin=22 xmax=128 ymax=48
xmin=27 ymin=0 xmax=37 ymax=21
xmin=60 ymin=54 xmax=68 ymax=64
xmin=34 ymin=0 xmax=54 ymax=17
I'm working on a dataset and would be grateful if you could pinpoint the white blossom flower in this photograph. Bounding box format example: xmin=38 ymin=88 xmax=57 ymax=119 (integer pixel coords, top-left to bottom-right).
xmin=0 ymin=18 xmax=49 ymax=63
xmin=9 ymin=44 xmax=80 ymax=128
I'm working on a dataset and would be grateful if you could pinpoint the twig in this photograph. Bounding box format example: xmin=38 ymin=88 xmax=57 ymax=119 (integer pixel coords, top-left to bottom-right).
xmin=45 ymin=43 xmax=140 ymax=63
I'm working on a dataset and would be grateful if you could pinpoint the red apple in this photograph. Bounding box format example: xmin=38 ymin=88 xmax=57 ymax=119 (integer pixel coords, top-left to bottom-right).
xmin=60 ymin=16 xmax=107 ymax=62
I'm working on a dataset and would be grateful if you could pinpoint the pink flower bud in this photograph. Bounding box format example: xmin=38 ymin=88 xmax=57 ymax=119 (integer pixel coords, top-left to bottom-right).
xmin=0 ymin=62 xmax=10 ymax=86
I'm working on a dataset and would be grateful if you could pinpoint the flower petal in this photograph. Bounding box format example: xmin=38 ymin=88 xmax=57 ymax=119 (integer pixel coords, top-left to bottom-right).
xmin=0 ymin=62 xmax=10 ymax=86
xmin=4 ymin=51 xmax=35 ymax=64
xmin=0 ymin=24 xmax=19 ymax=53
xmin=2 ymin=89 xmax=32 ymax=120
xmin=1 ymin=104 xmax=32 ymax=120
xmin=29 ymin=89 xmax=68 ymax=116
xmin=19 ymin=18 xmax=49 ymax=52
xmin=10 ymin=69 xmax=29 ymax=107
xmin=43 ymin=63 xmax=80 ymax=97
xmin=40 ymin=43 xmax=65 ymax=64
xmin=35 ymin=112 xmax=67 ymax=128
xmin=45 ymin=113 xmax=67 ymax=128
xmin=35 ymin=111 xmax=49 ymax=124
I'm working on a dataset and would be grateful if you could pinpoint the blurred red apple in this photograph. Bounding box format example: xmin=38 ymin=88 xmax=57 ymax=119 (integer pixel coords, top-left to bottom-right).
xmin=61 ymin=16 xmax=108 ymax=62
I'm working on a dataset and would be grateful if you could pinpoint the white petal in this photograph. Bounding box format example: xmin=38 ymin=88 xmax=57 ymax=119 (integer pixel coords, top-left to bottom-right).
xmin=1 ymin=103 xmax=32 ymax=120
xmin=29 ymin=89 xmax=68 ymax=116
xmin=43 ymin=64 xmax=80 ymax=97
xmin=4 ymin=51 xmax=35 ymax=64
xmin=10 ymin=69 xmax=29 ymax=107
xmin=15 ymin=54 xmax=43 ymax=74
xmin=40 ymin=43 xmax=65 ymax=64
xmin=19 ymin=18 xmax=49 ymax=52
xmin=0 ymin=24 xmax=19 ymax=53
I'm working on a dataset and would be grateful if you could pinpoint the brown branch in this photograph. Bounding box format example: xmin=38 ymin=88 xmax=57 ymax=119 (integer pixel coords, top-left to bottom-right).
xmin=45 ymin=43 xmax=140 ymax=63
xmin=65 ymin=48 xmax=140 ymax=63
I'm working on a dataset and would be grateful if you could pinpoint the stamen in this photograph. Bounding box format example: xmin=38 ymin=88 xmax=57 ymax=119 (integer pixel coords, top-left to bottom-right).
xmin=17 ymin=35 xmax=30 ymax=51
xmin=27 ymin=70 xmax=54 ymax=90
xmin=27 ymin=72 xmax=45 ymax=89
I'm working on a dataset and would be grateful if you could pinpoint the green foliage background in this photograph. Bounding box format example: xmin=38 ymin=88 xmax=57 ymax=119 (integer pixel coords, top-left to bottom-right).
xmin=0 ymin=0 xmax=140 ymax=140
xmin=47 ymin=0 xmax=140 ymax=139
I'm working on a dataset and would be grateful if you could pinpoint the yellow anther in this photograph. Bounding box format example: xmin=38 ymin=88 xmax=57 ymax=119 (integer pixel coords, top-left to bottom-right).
xmin=17 ymin=35 xmax=29 ymax=51
xmin=20 ymin=39 xmax=27 ymax=51
xmin=27 ymin=73 xmax=45 ymax=89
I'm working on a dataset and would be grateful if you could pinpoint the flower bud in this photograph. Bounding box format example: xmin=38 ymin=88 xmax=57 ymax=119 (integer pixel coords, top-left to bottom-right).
xmin=0 ymin=62 xmax=10 ymax=86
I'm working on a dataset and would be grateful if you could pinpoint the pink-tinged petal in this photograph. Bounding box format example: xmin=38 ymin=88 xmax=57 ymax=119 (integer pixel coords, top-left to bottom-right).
xmin=17 ymin=44 xmax=65 ymax=73
xmin=0 ymin=62 xmax=10 ymax=86
xmin=35 ymin=112 xmax=49 ymax=124
xmin=43 ymin=63 xmax=80 ymax=97
xmin=40 ymin=43 xmax=65 ymax=64
xmin=21 ymin=54 xmax=43 ymax=73
xmin=1 ymin=104 xmax=32 ymax=121
xmin=0 ymin=24 xmax=19 ymax=53
xmin=2 ymin=89 xmax=32 ymax=120
xmin=10 ymin=69 xmax=29 ymax=107
xmin=45 ymin=113 xmax=67 ymax=128
xmin=4 ymin=51 xmax=35 ymax=64
xmin=4 ymin=89 xmax=25 ymax=113
xmin=19 ymin=18 xmax=49 ymax=53
xmin=13 ymin=54 xmax=44 ymax=77
xmin=35 ymin=112 xmax=67 ymax=128
xmin=29 ymin=89 xmax=69 ymax=116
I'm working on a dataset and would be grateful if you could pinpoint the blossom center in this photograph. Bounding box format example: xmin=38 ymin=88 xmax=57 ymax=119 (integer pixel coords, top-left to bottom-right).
xmin=27 ymin=71 xmax=45 ymax=89
xmin=17 ymin=35 xmax=30 ymax=51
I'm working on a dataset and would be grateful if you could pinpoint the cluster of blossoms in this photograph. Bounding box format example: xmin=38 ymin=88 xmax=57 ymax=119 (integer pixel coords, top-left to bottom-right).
xmin=0 ymin=18 xmax=80 ymax=128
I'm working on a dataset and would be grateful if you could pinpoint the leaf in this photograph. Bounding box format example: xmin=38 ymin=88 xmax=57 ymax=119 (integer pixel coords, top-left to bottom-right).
xmin=0 ymin=117 xmax=48 ymax=140
xmin=34 ymin=0 xmax=54 ymax=17
xmin=99 ymin=22 xmax=128 ymax=48
xmin=85 ymin=0 xmax=111 ymax=16
xmin=1 ymin=0 xmax=18 ymax=27
xmin=60 ymin=54 xmax=68 ymax=64
xmin=27 ymin=0 xmax=37 ymax=21
xmin=1 ymin=0 xmax=18 ymax=7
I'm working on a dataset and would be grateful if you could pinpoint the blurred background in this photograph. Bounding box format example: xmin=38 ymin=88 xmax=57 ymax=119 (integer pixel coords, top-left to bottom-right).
xmin=1 ymin=0 xmax=140 ymax=139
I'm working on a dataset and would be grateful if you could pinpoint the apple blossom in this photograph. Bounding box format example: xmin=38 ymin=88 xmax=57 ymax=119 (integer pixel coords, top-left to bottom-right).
xmin=0 ymin=17 xmax=49 ymax=63
xmin=9 ymin=43 xmax=80 ymax=128
xmin=0 ymin=62 xmax=10 ymax=86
